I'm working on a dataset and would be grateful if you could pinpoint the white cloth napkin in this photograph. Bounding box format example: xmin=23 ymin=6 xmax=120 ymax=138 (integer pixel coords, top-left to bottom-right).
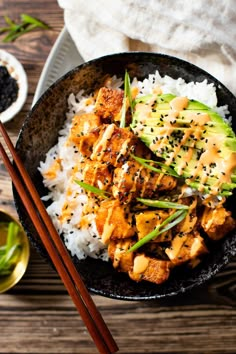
xmin=58 ymin=0 xmax=236 ymax=95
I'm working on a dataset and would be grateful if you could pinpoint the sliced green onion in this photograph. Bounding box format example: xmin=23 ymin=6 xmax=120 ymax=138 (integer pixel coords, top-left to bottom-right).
xmin=125 ymin=71 xmax=134 ymax=115
xmin=137 ymin=198 xmax=189 ymax=210
xmin=4 ymin=15 xmax=16 ymax=27
xmin=0 ymin=244 xmax=20 ymax=268
xmin=120 ymin=71 xmax=133 ymax=128
xmin=20 ymin=14 xmax=49 ymax=29
xmin=6 ymin=222 xmax=19 ymax=253
xmin=0 ymin=221 xmax=21 ymax=276
xmin=0 ymin=14 xmax=49 ymax=42
xmin=3 ymin=24 xmax=38 ymax=42
xmin=127 ymin=209 xmax=187 ymax=252
xmin=74 ymin=180 xmax=111 ymax=197
xmin=131 ymin=154 xmax=179 ymax=177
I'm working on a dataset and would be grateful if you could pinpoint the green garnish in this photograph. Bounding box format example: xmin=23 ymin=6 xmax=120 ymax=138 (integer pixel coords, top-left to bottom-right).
xmin=120 ymin=71 xmax=134 ymax=128
xmin=74 ymin=180 xmax=111 ymax=197
xmin=137 ymin=198 xmax=189 ymax=210
xmin=127 ymin=209 xmax=188 ymax=253
xmin=131 ymin=154 xmax=179 ymax=177
xmin=0 ymin=14 xmax=49 ymax=42
xmin=20 ymin=14 xmax=49 ymax=29
xmin=0 ymin=222 xmax=21 ymax=276
xmin=126 ymin=71 xmax=134 ymax=116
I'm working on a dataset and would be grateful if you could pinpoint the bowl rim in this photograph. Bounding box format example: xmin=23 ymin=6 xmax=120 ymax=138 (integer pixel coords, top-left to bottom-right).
xmin=30 ymin=51 xmax=235 ymax=114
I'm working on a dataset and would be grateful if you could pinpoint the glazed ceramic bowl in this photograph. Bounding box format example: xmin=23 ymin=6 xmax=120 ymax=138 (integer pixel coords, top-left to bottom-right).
xmin=14 ymin=52 xmax=236 ymax=300
xmin=0 ymin=210 xmax=30 ymax=293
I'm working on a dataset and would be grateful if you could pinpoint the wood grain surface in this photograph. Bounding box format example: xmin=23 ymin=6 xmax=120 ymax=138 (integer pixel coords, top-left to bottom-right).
xmin=0 ymin=1 xmax=236 ymax=353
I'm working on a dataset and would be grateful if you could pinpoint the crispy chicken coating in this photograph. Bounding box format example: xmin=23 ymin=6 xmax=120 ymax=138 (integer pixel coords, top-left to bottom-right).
xmin=165 ymin=231 xmax=208 ymax=265
xmin=69 ymin=113 xmax=101 ymax=157
xmin=95 ymin=199 xmax=135 ymax=244
xmin=80 ymin=161 xmax=112 ymax=191
xmin=90 ymin=124 xmax=138 ymax=167
xmin=112 ymin=160 xmax=177 ymax=203
xmin=69 ymin=113 xmax=101 ymax=145
xmin=109 ymin=241 xmax=172 ymax=284
xmin=94 ymin=87 xmax=124 ymax=122
xmin=201 ymin=206 xmax=236 ymax=240
xmin=129 ymin=254 xmax=172 ymax=284
xmin=108 ymin=239 xmax=134 ymax=273
xmin=75 ymin=131 xmax=99 ymax=158
xmin=135 ymin=210 xmax=172 ymax=242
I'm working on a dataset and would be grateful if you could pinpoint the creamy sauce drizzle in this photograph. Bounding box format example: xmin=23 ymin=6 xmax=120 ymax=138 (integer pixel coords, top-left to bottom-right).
xmin=166 ymin=235 xmax=188 ymax=260
xmin=91 ymin=124 xmax=115 ymax=161
xmin=101 ymin=208 xmax=115 ymax=244
xmin=133 ymin=254 xmax=149 ymax=274
xmin=169 ymin=96 xmax=189 ymax=111
xmin=134 ymin=94 xmax=236 ymax=195
xmin=116 ymin=139 xmax=130 ymax=161
xmin=190 ymin=237 xmax=202 ymax=258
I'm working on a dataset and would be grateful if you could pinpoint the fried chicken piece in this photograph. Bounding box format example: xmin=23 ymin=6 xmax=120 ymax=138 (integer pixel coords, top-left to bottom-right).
xmin=69 ymin=113 xmax=101 ymax=145
xmin=90 ymin=124 xmax=138 ymax=167
xmin=108 ymin=239 xmax=134 ymax=273
xmin=94 ymin=87 xmax=124 ymax=122
xmin=135 ymin=210 xmax=172 ymax=242
xmin=129 ymin=254 xmax=172 ymax=284
xmin=80 ymin=161 xmax=112 ymax=191
xmin=75 ymin=132 xmax=98 ymax=158
xmin=165 ymin=231 xmax=208 ymax=265
xmin=95 ymin=199 xmax=135 ymax=244
xmin=112 ymin=160 xmax=177 ymax=203
xmin=68 ymin=113 xmax=101 ymax=158
xmin=201 ymin=206 xmax=236 ymax=240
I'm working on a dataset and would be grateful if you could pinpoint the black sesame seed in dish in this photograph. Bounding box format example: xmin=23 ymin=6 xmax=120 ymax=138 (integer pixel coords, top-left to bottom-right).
xmin=0 ymin=50 xmax=28 ymax=123
xmin=0 ymin=65 xmax=19 ymax=112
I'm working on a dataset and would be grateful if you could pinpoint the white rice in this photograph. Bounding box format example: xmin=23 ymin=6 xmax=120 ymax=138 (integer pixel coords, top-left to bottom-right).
xmin=39 ymin=70 xmax=230 ymax=261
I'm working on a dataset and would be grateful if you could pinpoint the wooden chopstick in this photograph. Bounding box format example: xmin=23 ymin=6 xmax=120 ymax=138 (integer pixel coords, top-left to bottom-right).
xmin=0 ymin=121 xmax=118 ymax=354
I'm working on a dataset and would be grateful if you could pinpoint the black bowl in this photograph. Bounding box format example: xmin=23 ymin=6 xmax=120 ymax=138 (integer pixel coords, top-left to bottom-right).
xmin=14 ymin=52 xmax=236 ymax=300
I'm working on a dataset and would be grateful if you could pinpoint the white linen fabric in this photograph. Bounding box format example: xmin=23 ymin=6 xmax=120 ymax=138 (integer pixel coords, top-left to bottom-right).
xmin=58 ymin=0 xmax=236 ymax=94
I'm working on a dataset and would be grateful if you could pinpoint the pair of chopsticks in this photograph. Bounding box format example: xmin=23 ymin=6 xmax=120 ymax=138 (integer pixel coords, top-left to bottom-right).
xmin=0 ymin=121 xmax=118 ymax=354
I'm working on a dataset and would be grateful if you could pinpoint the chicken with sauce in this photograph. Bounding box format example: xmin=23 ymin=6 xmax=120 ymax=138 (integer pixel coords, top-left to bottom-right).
xmin=94 ymin=87 xmax=124 ymax=122
xmin=112 ymin=160 xmax=177 ymax=203
xmin=43 ymin=81 xmax=236 ymax=286
xmin=201 ymin=206 xmax=236 ymax=241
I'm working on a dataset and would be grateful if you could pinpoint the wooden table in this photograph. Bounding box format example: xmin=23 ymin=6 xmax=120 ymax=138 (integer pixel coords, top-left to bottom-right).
xmin=0 ymin=1 xmax=236 ymax=353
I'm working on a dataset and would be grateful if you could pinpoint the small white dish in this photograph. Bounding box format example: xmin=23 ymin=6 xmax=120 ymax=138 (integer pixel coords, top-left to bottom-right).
xmin=0 ymin=49 xmax=28 ymax=123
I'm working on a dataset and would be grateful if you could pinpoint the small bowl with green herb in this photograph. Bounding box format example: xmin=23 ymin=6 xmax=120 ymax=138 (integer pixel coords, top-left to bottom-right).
xmin=0 ymin=210 xmax=30 ymax=293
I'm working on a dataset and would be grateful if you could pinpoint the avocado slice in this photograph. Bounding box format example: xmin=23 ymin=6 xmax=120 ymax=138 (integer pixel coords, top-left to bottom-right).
xmin=131 ymin=94 xmax=236 ymax=196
